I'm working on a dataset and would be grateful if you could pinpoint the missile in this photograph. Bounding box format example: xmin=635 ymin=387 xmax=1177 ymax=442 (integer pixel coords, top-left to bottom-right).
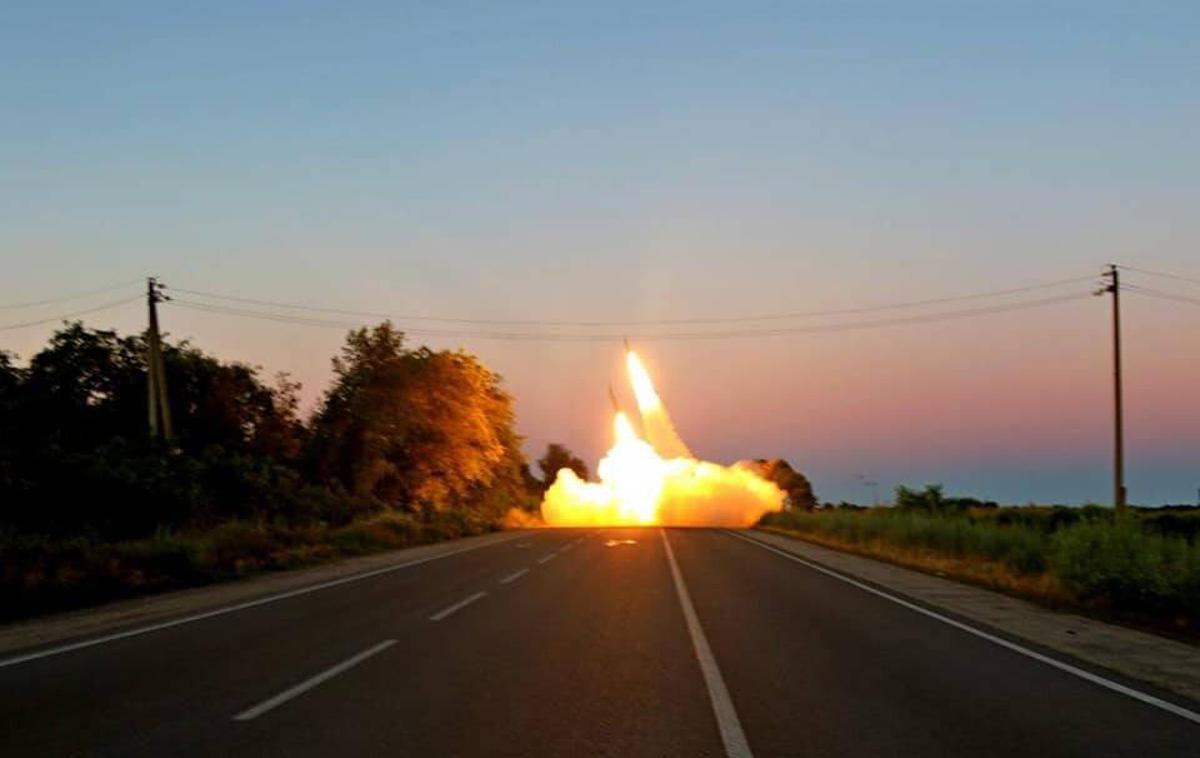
xmin=608 ymin=383 xmax=620 ymax=414
xmin=623 ymin=336 xmax=631 ymax=354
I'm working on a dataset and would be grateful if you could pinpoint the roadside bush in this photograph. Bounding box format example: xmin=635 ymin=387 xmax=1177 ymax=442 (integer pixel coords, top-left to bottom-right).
xmin=761 ymin=505 xmax=1200 ymax=621
xmin=116 ymin=527 xmax=212 ymax=584
xmin=328 ymin=520 xmax=406 ymax=555
xmin=1051 ymin=516 xmax=1191 ymax=613
xmin=761 ymin=509 xmax=1052 ymax=575
xmin=0 ymin=506 xmax=507 ymax=621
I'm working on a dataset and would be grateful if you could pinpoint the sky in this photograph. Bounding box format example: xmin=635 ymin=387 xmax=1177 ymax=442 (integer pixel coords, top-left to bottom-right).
xmin=2 ymin=2 xmax=1198 ymax=505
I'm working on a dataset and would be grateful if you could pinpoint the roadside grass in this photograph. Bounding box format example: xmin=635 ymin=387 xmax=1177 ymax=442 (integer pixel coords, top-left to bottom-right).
xmin=0 ymin=510 xmax=504 ymax=621
xmin=759 ymin=508 xmax=1200 ymax=632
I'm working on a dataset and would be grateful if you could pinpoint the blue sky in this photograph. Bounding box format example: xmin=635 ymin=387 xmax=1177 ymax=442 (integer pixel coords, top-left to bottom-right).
xmin=2 ymin=2 xmax=1198 ymax=504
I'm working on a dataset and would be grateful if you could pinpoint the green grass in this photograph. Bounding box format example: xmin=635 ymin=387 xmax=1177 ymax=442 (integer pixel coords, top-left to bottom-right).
xmin=760 ymin=508 xmax=1200 ymax=625
xmin=1051 ymin=517 xmax=1200 ymax=614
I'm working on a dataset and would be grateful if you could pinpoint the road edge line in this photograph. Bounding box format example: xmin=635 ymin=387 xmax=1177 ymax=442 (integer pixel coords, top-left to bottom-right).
xmin=726 ymin=529 xmax=1200 ymax=726
xmin=662 ymin=529 xmax=754 ymax=758
xmin=0 ymin=534 xmax=520 ymax=669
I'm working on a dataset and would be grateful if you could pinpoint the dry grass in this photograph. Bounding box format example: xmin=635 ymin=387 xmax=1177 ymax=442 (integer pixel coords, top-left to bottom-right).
xmin=760 ymin=525 xmax=1073 ymax=605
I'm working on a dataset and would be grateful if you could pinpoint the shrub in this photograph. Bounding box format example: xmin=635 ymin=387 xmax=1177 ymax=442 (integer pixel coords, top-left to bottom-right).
xmin=762 ymin=506 xmax=1200 ymax=618
xmin=1051 ymin=516 xmax=1184 ymax=612
xmin=328 ymin=520 xmax=405 ymax=554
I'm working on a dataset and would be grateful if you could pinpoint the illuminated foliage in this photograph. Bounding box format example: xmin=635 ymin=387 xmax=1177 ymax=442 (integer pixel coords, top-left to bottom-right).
xmin=308 ymin=322 xmax=525 ymax=513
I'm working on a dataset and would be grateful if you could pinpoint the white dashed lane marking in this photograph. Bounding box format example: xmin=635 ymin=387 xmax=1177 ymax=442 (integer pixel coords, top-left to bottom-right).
xmin=429 ymin=592 xmax=487 ymax=622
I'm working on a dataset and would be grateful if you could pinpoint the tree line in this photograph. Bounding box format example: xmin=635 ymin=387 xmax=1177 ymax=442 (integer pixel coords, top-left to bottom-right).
xmin=0 ymin=321 xmax=559 ymax=542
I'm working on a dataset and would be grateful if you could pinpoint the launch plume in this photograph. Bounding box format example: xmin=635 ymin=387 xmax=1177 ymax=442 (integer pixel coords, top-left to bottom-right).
xmin=625 ymin=351 xmax=692 ymax=459
xmin=540 ymin=350 xmax=784 ymax=527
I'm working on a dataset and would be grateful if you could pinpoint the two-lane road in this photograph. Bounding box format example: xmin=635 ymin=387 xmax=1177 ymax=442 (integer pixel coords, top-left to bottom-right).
xmin=1 ymin=528 xmax=1197 ymax=756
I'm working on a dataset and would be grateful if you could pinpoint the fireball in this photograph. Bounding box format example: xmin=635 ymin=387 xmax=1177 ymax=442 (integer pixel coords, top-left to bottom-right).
xmin=540 ymin=350 xmax=784 ymax=527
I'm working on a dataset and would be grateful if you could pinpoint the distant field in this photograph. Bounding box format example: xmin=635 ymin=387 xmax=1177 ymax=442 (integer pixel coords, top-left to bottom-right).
xmin=760 ymin=504 xmax=1200 ymax=635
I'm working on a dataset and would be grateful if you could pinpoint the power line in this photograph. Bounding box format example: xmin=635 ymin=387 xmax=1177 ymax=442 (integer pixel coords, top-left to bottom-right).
xmin=170 ymin=274 xmax=1096 ymax=328
xmin=1122 ymin=284 xmax=1200 ymax=307
xmin=168 ymin=300 xmax=363 ymax=330
xmin=0 ymin=295 xmax=144 ymax=332
xmin=167 ymin=291 xmax=1094 ymax=342
xmin=0 ymin=278 xmax=143 ymax=310
xmin=1119 ymin=265 xmax=1200 ymax=287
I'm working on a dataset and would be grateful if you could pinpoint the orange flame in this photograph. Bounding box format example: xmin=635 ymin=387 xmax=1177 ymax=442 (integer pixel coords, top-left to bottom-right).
xmin=626 ymin=351 xmax=691 ymax=459
xmin=540 ymin=351 xmax=784 ymax=527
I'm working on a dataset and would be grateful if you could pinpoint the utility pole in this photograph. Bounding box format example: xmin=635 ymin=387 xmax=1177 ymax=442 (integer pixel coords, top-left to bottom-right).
xmin=1098 ymin=265 xmax=1126 ymax=511
xmin=146 ymin=277 xmax=174 ymax=443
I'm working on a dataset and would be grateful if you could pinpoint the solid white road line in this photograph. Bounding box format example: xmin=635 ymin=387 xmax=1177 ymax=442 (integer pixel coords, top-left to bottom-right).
xmin=232 ymin=639 xmax=396 ymax=721
xmin=726 ymin=530 xmax=1200 ymax=727
xmin=499 ymin=568 xmax=530 ymax=585
xmin=537 ymin=553 xmax=557 ymax=564
xmin=429 ymin=591 xmax=488 ymax=622
xmin=661 ymin=530 xmax=753 ymax=758
xmin=0 ymin=534 xmax=520 ymax=669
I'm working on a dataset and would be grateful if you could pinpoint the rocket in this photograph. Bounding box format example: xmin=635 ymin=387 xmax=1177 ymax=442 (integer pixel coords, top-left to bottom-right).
xmin=612 ymin=337 xmax=631 ymax=413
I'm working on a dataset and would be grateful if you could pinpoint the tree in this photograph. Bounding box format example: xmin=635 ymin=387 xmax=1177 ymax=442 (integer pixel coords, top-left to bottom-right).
xmin=0 ymin=352 xmax=24 ymax=495
xmin=537 ymin=443 xmax=588 ymax=487
xmin=0 ymin=320 xmax=527 ymax=540
xmin=894 ymin=484 xmax=992 ymax=513
xmin=20 ymin=323 xmax=146 ymax=449
xmin=894 ymin=484 xmax=947 ymax=512
xmin=6 ymin=322 xmax=303 ymax=459
xmin=308 ymin=322 xmax=525 ymax=513
xmin=162 ymin=345 xmax=304 ymax=460
xmin=0 ymin=351 xmax=22 ymax=397
xmin=0 ymin=322 xmax=308 ymax=537
xmin=742 ymin=458 xmax=817 ymax=510
xmin=0 ymin=351 xmax=24 ymax=438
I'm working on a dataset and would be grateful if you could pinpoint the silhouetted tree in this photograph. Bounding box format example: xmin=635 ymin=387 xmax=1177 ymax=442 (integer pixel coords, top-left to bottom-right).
xmin=537 ymin=443 xmax=588 ymax=487
xmin=743 ymin=458 xmax=817 ymax=510
xmin=0 ymin=322 xmax=308 ymax=537
xmin=0 ymin=320 xmax=531 ymax=540
xmin=895 ymin=484 xmax=947 ymax=512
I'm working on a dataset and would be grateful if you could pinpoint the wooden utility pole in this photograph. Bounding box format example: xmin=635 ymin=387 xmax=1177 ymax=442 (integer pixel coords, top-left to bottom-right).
xmin=1100 ymin=265 xmax=1126 ymax=511
xmin=146 ymin=277 xmax=174 ymax=443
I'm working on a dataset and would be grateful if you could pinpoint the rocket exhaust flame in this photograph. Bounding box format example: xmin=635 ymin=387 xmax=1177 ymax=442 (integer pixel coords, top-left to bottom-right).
xmin=540 ymin=350 xmax=784 ymax=527
xmin=625 ymin=351 xmax=692 ymax=459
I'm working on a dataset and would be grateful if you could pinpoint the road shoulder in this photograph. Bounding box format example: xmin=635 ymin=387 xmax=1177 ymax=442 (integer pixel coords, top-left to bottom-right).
xmin=0 ymin=530 xmax=525 ymax=657
xmin=747 ymin=528 xmax=1200 ymax=704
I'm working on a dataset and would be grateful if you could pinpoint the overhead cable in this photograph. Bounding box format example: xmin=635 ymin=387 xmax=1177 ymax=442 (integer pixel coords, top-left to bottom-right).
xmin=0 ymin=296 xmax=144 ymax=331
xmin=170 ymin=275 xmax=1097 ymax=328
xmin=1122 ymin=284 xmax=1200 ymax=307
xmin=166 ymin=292 xmax=1094 ymax=342
xmin=0 ymin=278 xmax=143 ymax=310
xmin=1119 ymin=265 xmax=1200 ymax=287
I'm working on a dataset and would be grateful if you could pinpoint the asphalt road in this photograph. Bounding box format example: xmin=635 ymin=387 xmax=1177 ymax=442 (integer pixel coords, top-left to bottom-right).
xmin=1 ymin=527 xmax=1198 ymax=757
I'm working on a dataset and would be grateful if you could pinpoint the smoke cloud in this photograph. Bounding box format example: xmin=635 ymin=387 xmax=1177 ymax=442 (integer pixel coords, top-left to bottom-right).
xmin=540 ymin=351 xmax=784 ymax=527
